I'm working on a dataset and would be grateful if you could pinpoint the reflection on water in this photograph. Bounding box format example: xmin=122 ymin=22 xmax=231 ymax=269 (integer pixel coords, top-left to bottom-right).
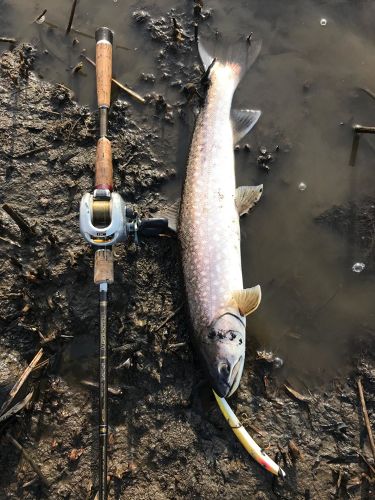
xmin=1 ymin=0 xmax=375 ymax=385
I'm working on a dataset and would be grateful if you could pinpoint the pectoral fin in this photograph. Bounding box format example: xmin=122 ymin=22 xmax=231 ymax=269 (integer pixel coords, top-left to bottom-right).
xmin=232 ymin=285 xmax=262 ymax=316
xmin=231 ymin=109 xmax=261 ymax=143
xmin=235 ymin=185 xmax=263 ymax=216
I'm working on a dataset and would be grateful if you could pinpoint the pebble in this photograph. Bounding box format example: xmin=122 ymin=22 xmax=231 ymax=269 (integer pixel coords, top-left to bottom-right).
xmin=298 ymin=182 xmax=307 ymax=191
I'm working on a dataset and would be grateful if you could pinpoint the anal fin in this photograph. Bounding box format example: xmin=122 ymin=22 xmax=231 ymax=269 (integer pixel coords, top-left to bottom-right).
xmin=231 ymin=109 xmax=261 ymax=143
xmin=235 ymin=185 xmax=263 ymax=216
xmin=232 ymin=285 xmax=262 ymax=316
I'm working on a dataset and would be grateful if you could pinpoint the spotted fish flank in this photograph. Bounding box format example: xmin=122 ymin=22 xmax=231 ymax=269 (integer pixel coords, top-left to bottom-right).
xmin=179 ymin=39 xmax=263 ymax=398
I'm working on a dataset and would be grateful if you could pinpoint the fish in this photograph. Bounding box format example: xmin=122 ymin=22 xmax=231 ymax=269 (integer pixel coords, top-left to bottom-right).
xmin=167 ymin=39 xmax=263 ymax=398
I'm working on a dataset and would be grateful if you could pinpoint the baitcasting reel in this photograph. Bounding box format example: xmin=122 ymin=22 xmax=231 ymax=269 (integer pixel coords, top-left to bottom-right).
xmin=79 ymin=189 xmax=168 ymax=247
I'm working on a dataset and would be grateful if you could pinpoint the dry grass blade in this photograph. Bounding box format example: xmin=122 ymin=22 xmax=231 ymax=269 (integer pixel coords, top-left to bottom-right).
xmin=0 ymin=390 xmax=33 ymax=423
xmin=6 ymin=433 xmax=51 ymax=488
xmin=357 ymin=378 xmax=375 ymax=462
xmin=284 ymin=384 xmax=311 ymax=403
xmin=0 ymin=348 xmax=43 ymax=415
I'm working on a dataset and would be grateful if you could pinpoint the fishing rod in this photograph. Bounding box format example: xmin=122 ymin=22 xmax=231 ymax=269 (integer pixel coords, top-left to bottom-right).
xmin=79 ymin=27 xmax=167 ymax=500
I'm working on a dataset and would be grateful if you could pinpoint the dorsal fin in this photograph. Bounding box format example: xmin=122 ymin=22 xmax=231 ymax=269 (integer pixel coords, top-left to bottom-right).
xmin=232 ymin=286 xmax=262 ymax=316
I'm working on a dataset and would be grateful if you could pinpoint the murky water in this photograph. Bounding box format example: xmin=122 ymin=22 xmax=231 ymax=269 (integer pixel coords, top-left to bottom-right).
xmin=2 ymin=0 xmax=375 ymax=386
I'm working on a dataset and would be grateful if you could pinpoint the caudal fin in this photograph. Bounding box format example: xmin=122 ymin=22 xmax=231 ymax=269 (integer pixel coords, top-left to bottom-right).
xmin=198 ymin=37 xmax=262 ymax=87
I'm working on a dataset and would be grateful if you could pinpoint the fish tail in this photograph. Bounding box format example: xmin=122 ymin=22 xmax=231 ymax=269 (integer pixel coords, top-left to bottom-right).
xmin=198 ymin=37 xmax=262 ymax=89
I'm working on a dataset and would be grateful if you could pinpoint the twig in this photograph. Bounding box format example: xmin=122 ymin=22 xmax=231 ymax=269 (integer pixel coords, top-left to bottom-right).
xmin=0 ymin=37 xmax=17 ymax=43
xmin=359 ymin=87 xmax=375 ymax=102
xmin=33 ymin=9 xmax=47 ymax=24
xmin=0 ymin=236 xmax=21 ymax=248
xmin=6 ymin=433 xmax=51 ymax=488
xmin=81 ymin=54 xmax=146 ymax=104
xmin=0 ymin=348 xmax=43 ymax=415
xmin=2 ymin=203 xmax=35 ymax=235
xmin=152 ymin=304 xmax=184 ymax=333
xmin=358 ymin=452 xmax=375 ymax=476
xmin=357 ymin=378 xmax=375 ymax=462
xmin=284 ymin=383 xmax=311 ymax=403
xmin=10 ymin=144 xmax=50 ymax=158
xmin=0 ymin=391 xmax=33 ymax=424
xmin=44 ymin=20 xmax=128 ymax=49
xmin=66 ymin=0 xmax=78 ymax=35
xmin=354 ymin=124 xmax=375 ymax=134
xmin=80 ymin=380 xmax=123 ymax=396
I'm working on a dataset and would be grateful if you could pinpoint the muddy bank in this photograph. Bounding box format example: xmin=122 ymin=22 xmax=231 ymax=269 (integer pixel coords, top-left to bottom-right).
xmin=0 ymin=36 xmax=375 ymax=500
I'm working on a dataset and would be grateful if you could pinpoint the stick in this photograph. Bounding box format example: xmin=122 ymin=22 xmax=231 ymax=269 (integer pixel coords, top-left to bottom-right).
xmin=0 ymin=37 xmax=17 ymax=43
xmin=2 ymin=203 xmax=35 ymax=235
xmin=152 ymin=304 xmax=183 ymax=333
xmin=0 ymin=348 xmax=43 ymax=415
xmin=358 ymin=452 xmax=375 ymax=476
xmin=33 ymin=9 xmax=47 ymax=24
xmin=357 ymin=378 xmax=375 ymax=462
xmin=354 ymin=125 xmax=375 ymax=134
xmin=66 ymin=0 xmax=78 ymax=35
xmin=359 ymin=87 xmax=375 ymax=102
xmin=81 ymin=54 xmax=146 ymax=104
xmin=6 ymin=433 xmax=51 ymax=488
xmin=10 ymin=144 xmax=50 ymax=158
xmin=0 ymin=391 xmax=33 ymax=424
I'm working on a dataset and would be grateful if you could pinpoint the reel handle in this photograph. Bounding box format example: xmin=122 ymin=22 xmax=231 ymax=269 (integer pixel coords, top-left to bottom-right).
xmin=95 ymin=27 xmax=113 ymax=110
xmin=138 ymin=218 xmax=169 ymax=237
xmin=95 ymin=137 xmax=113 ymax=191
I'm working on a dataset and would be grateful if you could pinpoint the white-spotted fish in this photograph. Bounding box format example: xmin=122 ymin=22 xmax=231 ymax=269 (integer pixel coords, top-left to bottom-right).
xmin=169 ymin=39 xmax=263 ymax=398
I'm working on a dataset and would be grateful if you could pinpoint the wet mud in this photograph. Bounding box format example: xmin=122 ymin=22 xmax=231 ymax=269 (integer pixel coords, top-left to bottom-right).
xmin=0 ymin=3 xmax=375 ymax=500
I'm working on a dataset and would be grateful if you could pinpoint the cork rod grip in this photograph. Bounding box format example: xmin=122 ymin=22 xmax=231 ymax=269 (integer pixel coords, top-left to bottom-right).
xmin=96 ymin=41 xmax=112 ymax=108
xmin=95 ymin=137 xmax=113 ymax=190
xmin=94 ymin=249 xmax=114 ymax=285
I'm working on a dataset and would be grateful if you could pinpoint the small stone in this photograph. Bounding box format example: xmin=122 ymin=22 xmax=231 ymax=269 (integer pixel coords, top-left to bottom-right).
xmin=298 ymin=182 xmax=307 ymax=191
xmin=320 ymin=18 xmax=327 ymax=26
xmin=244 ymin=143 xmax=251 ymax=152
xmin=259 ymin=146 xmax=267 ymax=155
xmin=234 ymin=145 xmax=240 ymax=152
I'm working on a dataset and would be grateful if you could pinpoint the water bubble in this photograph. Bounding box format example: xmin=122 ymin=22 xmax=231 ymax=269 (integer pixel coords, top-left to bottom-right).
xmin=352 ymin=262 xmax=365 ymax=273
xmin=320 ymin=18 xmax=327 ymax=26
xmin=298 ymin=182 xmax=307 ymax=191
xmin=273 ymin=357 xmax=284 ymax=369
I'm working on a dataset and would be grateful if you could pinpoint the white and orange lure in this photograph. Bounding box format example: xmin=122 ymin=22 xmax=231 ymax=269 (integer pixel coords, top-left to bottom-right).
xmin=213 ymin=391 xmax=286 ymax=478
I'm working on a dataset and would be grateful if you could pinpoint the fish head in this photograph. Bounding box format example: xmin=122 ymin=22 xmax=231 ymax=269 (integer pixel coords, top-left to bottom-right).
xmin=200 ymin=310 xmax=246 ymax=398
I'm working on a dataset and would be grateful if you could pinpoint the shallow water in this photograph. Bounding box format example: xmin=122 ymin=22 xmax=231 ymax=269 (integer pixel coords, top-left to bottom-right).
xmin=1 ymin=0 xmax=375 ymax=386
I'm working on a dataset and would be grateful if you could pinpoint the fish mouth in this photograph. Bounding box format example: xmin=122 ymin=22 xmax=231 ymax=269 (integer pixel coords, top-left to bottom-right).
xmin=212 ymin=357 xmax=243 ymax=398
